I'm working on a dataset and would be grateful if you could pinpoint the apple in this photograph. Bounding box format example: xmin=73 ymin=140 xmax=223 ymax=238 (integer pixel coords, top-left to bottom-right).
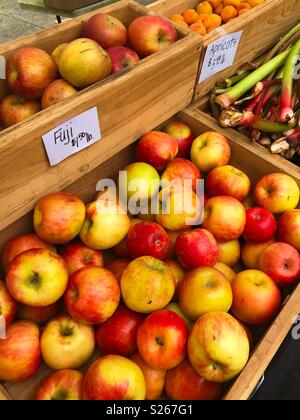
xmin=162 ymin=121 xmax=194 ymax=157
xmin=131 ymin=352 xmax=166 ymax=400
xmin=7 ymin=47 xmax=58 ymax=100
xmin=120 ymin=162 xmax=160 ymax=203
xmin=137 ymin=309 xmax=188 ymax=369
xmin=243 ymin=207 xmax=277 ymax=242
xmin=254 ymin=173 xmax=299 ymax=214
xmin=106 ymin=258 xmax=130 ymax=282
xmin=0 ymin=95 xmax=40 ymax=128
xmin=277 ymin=209 xmax=300 ymax=251
xmin=241 ymin=239 xmax=275 ymax=269
xmin=188 ymin=311 xmax=250 ymax=382
xmin=136 ymin=131 xmax=178 ymax=171
xmin=165 ymin=360 xmax=223 ymax=400
xmin=51 ymin=43 xmax=68 ymax=67
xmin=2 ymin=233 xmax=55 ymax=272
xmin=60 ymin=241 xmax=103 ymax=275
xmin=127 ymin=221 xmax=170 ymax=260
xmin=175 ymin=228 xmax=218 ymax=270
xmin=214 ymin=262 xmax=236 ymax=283
xmin=161 ymin=158 xmax=201 ymax=191
xmin=231 ymin=269 xmax=282 ymax=325
xmin=128 ymin=16 xmax=177 ymax=58
xmin=59 ymin=38 xmax=112 ymax=89
xmin=0 ymin=321 xmax=40 ymax=382
xmin=190 ymin=131 xmax=231 ymax=173
xmin=202 ymin=196 xmax=246 ymax=241
xmin=41 ymin=79 xmax=77 ymax=109
xmin=113 ymin=238 xmax=130 ymax=258
xmin=41 ymin=315 xmax=95 ymax=370
xmin=83 ymin=13 xmax=127 ymax=49
xmin=165 ymin=260 xmax=186 ymax=298
xmin=6 ymin=249 xmax=68 ymax=307
xmin=95 ymin=304 xmax=144 ymax=356
xmin=0 ymin=280 xmax=17 ymax=327
xmin=206 ymin=165 xmax=251 ymax=202
xmin=83 ymin=355 xmax=146 ymax=400
xmin=259 ymin=242 xmax=300 ymax=288
xmin=34 ymin=192 xmax=86 ymax=245
xmin=107 ymin=46 xmax=140 ymax=74
xmin=178 ymin=267 xmax=232 ymax=321
xmin=121 ymin=256 xmax=175 ymax=313
xmin=156 ymin=186 xmax=201 ymax=231
xmin=17 ymin=301 xmax=60 ymax=325
xmin=165 ymin=302 xmax=193 ymax=330
xmin=80 ymin=200 xmax=130 ymax=250
xmin=65 ymin=267 xmax=120 ymax=325
xmin=217 ymin=239 xmax=241 ymax=267
xmin=36 ymin=369 xmax=83 ymax=401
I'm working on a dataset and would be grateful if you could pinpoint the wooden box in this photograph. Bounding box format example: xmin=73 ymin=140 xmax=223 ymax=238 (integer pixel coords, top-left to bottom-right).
xmin=0 ymin=0 xmax=202 ymax=234
xmin=0 ymin=108 xmax=299 ymax=401
xmin=147 ymin=0 xmax=300 ymax=100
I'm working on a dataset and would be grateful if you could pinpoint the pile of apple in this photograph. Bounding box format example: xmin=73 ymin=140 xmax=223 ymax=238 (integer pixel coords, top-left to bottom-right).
xmin=0 ymin=122 xmax=299 ymax=401
xmin=0 ymin=13 xmax=177 ymax=129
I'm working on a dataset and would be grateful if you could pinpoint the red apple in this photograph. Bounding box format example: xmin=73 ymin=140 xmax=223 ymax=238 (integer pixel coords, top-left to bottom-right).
xmin=17 ymin=301 xmax=60 ymax=325
xmin=83 ymin=13 xmax=127 ymax=49
xmin=7 ymin=47 xmax=58 ymax=100
xmin=0 ymin=321 xmax=40 ymax=382
xmin=107 ymin=46 xmax=140 ymax=74
xmin=131 ymin=352 xmax=166 ymax=400
xmin=6 ymin=249 xmax=68 ymax=307
xmin=202 ymin=196 xmax=246 ymax=241
xmin=259 ymin=242 xmax=300 ymax=288
xmin=34 ymin=192 xmax=86 ymax=245
xmin=0 ymin=95 xmax=40 ymax=128
xmin=231 ymin=270 xmax=282 ymax=325
xmin=162 ymin=158 xmax=201 ymax=191
xmin=243 ymin=207 xmax=277 ymax=242
xmin=60 ymin=241 xmax=104 ymax=275
xmin=65 ymin=266 xmax=120 ymax=325
xmin=2 ymin=233 xmax=55 ymax=272
xmin=36 ymin=369 xmax=83 ymax=401
xmin=137 ymin=309 xmax=188 ymax=370
xmin=175 ymin=228 xmax=218 ymax=270
xmin=163 ymin=121 xmax=194 ymax=157
xmin=128 ymin=16 xmax=177 ymax=58
xmin=127 ymin=221 xmax=170 ymax=260
xmin=83 ymin=355 xmax=146 ymax=400
xmin=0 ymin=280 xmax=17 ymax=327
xmin=95 ymin=304 xmax=144 ymax=356
xmin=106 ymin=258 xmax=130 ymax=282
xmin=206 ymin=165 xmax=251 ymax=202
xmin=137 ymin=131 xmax=178 ymax=171
xmin=41 ymin=79 xmax=77 ymax=109
xmin=165 ymin=360 xmax=223 ymax=400
xmin=277 ymin=209 xmax=300 ymax=251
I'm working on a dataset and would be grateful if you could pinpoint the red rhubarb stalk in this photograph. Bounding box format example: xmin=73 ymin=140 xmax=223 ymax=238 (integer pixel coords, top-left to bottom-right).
xmin=253 ymin=79 xmax=282 ymax=97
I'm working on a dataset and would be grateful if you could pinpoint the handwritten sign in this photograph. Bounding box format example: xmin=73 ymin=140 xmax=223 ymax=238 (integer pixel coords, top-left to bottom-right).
xmin=199 ymin=31 xmax=243 ymax=83
xmin=42 ymin=107 xmax=101 ymax=166
xmin=0 ymin=56 xmax=6 ymax=79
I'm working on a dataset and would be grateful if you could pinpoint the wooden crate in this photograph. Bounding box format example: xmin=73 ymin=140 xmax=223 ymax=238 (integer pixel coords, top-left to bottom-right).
xmin=147 ymin=0 xmax=300 ymax=100
xmin=0 ymin=0 xmax=202 ymax=234
xmin=0 ymin=109 xmax=299 ymax=401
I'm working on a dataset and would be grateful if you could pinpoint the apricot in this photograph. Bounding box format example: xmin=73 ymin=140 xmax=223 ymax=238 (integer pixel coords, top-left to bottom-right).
xmin=221 ymin=5 xmax=238 ymax=22
xmin=237 ymin=2 xmax=251 ymax=10
xmin=183 ymin=9 xmax=199 ymax=25
xmin=246 ymin=0 xmax=264 ymax=7
xmin=196 ymin=1 xmax=213 ymax=14
xmin=196 ymin=13 xmax=211 ymax=26
xmin=170 ymin=14 xmax=185 ymax=23
xmin=224 ymin=0 xmax=241 ymax=7
xmin=204 ymin=13 xmax=222 ymax=31
xmin=207 ymin=0 xmax=222 ymax=8
xmin=190 ymin=22 xmax=207 ymax=36
xmin=214 ymin=3 xmax=224 ymax=15
xmin=239 ymin=8 xmax=249 ymax=15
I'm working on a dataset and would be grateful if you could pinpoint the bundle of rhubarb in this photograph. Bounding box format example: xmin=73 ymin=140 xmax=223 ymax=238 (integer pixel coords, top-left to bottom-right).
xmin=210 ymin=23 xmax=300 ymax=165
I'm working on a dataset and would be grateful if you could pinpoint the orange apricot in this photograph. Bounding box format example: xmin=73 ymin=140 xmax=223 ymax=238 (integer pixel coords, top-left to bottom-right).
xmin=246 ymin=0 xmax=264 ymax=7
xmin=214 ymin=2 xmax=224 ymax=15
xmin=237 ymin=2 xmax=251 ymax=10
xmin=204 ymin=13 xmax=222 ymax=31
xmin=207 ymin=0 xmax=223 ymax=8
xmin=196 ymin=1 xmax=213 ymax=14
xmin=189 ymin=22 xmax=207 ymax=36
xmin=183 ymin=9 xmax=199 ymax=25
xmin=221 ymin=5 xmax=238 ymax=22
xmin=224 ymin=0 xmax=241 ymax=7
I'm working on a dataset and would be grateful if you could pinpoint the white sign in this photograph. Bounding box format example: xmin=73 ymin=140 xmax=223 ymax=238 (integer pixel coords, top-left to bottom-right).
xmin=199 ymin=31 xmax=243 ymax=83
xmin=0 ymin=56 xmax=6 ymax=79
xmin=42 ymin=107 xmax=101 ymax=166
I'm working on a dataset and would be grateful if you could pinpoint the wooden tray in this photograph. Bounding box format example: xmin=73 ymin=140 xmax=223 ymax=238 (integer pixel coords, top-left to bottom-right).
xmin=147 ymin=0 xmax=300 ymax=100
xmin=0 ymin=108 xmax=299 ymax=400
xmin=0 ymin=0 xmax=202 ymax=234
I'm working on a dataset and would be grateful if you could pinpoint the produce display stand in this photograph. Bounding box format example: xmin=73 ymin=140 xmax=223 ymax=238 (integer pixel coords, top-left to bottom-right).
xmin=0 ymin=0 xmax=202 ymax=235
xmin=147 ymin=0 xmax=300 ymax=99
xmin=0 ymin=108 xmax=300 ymax=400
